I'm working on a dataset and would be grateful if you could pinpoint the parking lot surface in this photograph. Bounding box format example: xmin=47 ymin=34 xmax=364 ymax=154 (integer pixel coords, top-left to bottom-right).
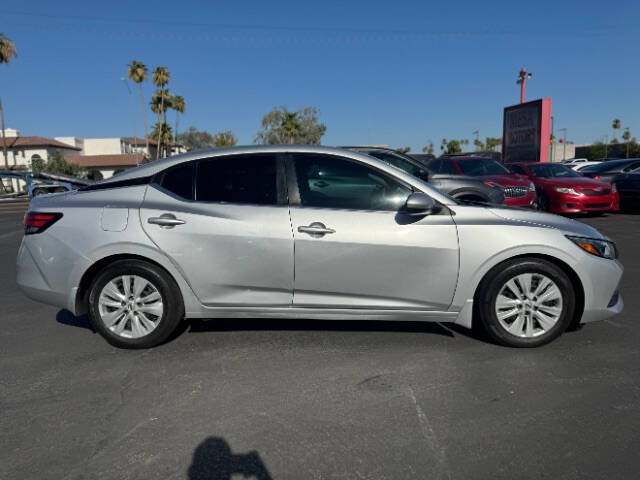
xmin=2 ymin=200 xmax=639 ymax=479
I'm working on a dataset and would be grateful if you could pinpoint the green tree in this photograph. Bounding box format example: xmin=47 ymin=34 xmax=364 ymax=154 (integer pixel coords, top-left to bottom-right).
xmin=149 ymin=122 xmax=173 ymax=153
xmin=396 ymin=146 xmax=411 ymax=154
xmin=151 ymin=67 xmax=170 ymax=158
xmin=445 ymin=139 xmax=462 ymax=154
xmin=0 ymin=33 xmax=18 ymax=169
xmin=177 ymin=127 xmax=214 ymax=150
xmin=30 ymin=155 xmax=45 ymax=173
xmin=43 ymin=151 xmax=84 ymax=176
xmin=255 ymin=106 xmax=326 ymax=145
xmin=485 ymin=137 xmax=502 ymax=151
xmin=622 ymin=128 xmax=632 ymax=158
xmin=212 ymin=131 xmax=238 ymax=147
xmin=612 ymin=118 xmax=621 ymax=143
xmin=170 ymin=95 xmax=185 ymax=154
xmin=473 ymin=139 xmax=484 ymax=151
xmin=422 ymin=141 xmax=434 ymax=154
xmin=127 ymin=60 xmax=150 ymax=156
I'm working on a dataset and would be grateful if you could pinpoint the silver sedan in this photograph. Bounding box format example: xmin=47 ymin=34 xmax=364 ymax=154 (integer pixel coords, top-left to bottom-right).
xmin=17 ymin=146 xmax=623 ymax=348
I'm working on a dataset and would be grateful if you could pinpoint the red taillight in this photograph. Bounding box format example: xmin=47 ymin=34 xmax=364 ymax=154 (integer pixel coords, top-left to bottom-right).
xmin=24 ymin=212 xmax=63 ymax=235
xmin=595 ymin=175 xmax=601 ymax=181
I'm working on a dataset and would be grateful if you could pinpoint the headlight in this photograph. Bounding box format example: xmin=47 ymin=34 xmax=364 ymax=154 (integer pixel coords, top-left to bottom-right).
xmin=528 ymin=181 xmax=536 ymax=192
xmin=555 ymin=187 xmax=581 ymax=195
xmin=566 ymin=235 xmax=618 ymax=259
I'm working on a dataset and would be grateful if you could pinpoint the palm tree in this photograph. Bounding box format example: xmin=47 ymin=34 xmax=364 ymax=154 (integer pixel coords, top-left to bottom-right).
xmin=150 ymin=88 xmax=170 ymax=158
xmin=149 ymin=122 xmax=173 ymax=153
xmin=280 ymin=110 xmax=302 ymax=144
xmin=170 ymin=95 xmax=185 ymax=154
xmin=127 ymin=60 xmax=150 ymax=157
xmin=612 ymin=118 xmax=621 ymax=144
xmin=151 ymin=67 xmax=170 ymax=158
xmin=622 ymin=128 xmax=631 ymax=158
xmin=0 ymin=33 xmax=18 ymax=168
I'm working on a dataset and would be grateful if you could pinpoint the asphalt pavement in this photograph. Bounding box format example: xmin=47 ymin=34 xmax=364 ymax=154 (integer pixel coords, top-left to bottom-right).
xmin=1 ymin=201 xmax=639 ymax=480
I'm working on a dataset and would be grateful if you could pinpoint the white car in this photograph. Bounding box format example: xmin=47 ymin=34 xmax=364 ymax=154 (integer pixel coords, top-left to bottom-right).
xmin=572 ymin=161 xmax=602 ymax=172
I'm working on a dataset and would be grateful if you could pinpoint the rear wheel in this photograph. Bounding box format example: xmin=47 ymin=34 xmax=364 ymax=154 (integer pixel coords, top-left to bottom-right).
xmin=537 ymin=192 xmax=550 ymax=212
xmin=88 ymin=260 xmax=184 ymax=348
xmin=475 ymin=258 xmax=575 ymax=347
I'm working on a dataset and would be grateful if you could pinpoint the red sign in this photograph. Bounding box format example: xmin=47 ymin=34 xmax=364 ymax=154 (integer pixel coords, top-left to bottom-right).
xmin=502 ymin=99 xmax=552 ymax=163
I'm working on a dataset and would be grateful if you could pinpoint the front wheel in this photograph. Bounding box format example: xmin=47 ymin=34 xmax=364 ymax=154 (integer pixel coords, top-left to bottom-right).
xmin=537 ymin=192 xmax=550 ymax=212
xmin=475 ymin=258 xmax=575 ymax=347
xmin=88 ymin=260 xmax=185 ymax=348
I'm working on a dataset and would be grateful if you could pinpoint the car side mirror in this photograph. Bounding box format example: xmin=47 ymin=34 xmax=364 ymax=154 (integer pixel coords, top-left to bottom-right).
xmin=403 ymin=192 xmax=439 ymax=216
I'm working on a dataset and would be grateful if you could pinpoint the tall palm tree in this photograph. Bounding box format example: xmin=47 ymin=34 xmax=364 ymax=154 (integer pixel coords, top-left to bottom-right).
xmin=150 ymin=88 xmax=170 ymax=158
xmin=612 ymin=118 xmax=621 ymax=144
xmin=127 ymin=60 xmax=150 ymax=157
xmin=151 ymin=67 xmax=170 ymax=158
xmin=170 ymin=95 xmax=185 ymax=154
xmin=150 ymin=122 xmax=173 ymax=152
xmin=0 ymin=33 xmax=18 ymax=168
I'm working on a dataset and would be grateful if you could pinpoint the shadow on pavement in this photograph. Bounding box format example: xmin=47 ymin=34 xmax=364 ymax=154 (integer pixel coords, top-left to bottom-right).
xmin=188 ymin=437 xmax=272 ymax=480
xmin=56 ymin=309 xmax=95 ymax=333
xmin=188 ymin=318 xmax=455 ymax=338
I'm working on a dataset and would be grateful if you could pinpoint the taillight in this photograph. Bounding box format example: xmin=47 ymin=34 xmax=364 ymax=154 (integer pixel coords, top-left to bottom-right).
xmin=24 ymin=212 xmax=63 ymax=235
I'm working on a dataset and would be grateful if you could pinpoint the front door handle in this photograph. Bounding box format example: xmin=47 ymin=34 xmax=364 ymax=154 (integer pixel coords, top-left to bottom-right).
xmin=298 ymin=222 xmax=336 ymax=237
xmin=148 ymin=213 xmax=186 ymax=228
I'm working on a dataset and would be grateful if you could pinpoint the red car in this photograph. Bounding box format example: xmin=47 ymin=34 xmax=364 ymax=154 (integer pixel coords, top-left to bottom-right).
xmin=435 ymin=156 xmax=537 ymax=207
xmin=509 ymin=162 xmax=619 ymax=214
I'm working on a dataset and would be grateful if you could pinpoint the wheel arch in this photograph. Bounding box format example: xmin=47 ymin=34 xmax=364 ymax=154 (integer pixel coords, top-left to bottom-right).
xmin=449 ymin=188 xmax=490 ymax=202
xmin=74 ymin=252 xmax=198 ymax=316
xmin=472 ymin=253 xmax=585 ymax=330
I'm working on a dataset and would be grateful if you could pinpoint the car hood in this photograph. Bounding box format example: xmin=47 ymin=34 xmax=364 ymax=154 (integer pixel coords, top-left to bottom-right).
xmin=487 ymin=206 xmax=606 ymax=239
xmin=479 ymin=174 xmax=530 ymax=187
xmin=536 ymin=176 xmax=610 ymax=188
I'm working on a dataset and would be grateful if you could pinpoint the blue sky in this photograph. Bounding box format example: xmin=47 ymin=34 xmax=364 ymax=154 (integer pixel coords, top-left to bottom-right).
xmin=2 ymin=0 xmax=639 ymax=151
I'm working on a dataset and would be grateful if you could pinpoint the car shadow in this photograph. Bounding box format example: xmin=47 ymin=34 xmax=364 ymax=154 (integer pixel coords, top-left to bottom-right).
xmin=187 ymin=437 xmax=272 ymax=480
xmin=188 ymin=317 xmax=455 ymax=338
xmin=56 ymin=309 xmax=95 ymax=333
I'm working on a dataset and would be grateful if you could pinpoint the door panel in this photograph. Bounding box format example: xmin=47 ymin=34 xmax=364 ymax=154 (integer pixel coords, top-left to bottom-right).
xmin=290 ymin=208 xmax=458 ymax=309
xmin=140 ymin=187 xmax=294 ymax=307
xmin=289 ymin=153 xmax=459 ymax=310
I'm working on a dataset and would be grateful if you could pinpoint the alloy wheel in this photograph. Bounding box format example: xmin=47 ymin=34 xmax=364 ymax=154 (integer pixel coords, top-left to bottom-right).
xmin=98 ymin=275 xmax=164 ymax=339
xmin=494 ymin=273 xmax=563 ymax=338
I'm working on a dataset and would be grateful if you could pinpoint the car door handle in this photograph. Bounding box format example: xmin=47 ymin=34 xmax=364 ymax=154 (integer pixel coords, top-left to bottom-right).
xmin=148 ymin=214 xmax=186 ymax=228
xmin=298 ymin=222 xmax=336 ymax=237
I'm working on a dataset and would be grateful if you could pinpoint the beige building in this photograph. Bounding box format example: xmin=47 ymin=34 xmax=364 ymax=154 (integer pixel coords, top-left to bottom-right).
xmin=1 ymin=128 xmax=81 ymax=168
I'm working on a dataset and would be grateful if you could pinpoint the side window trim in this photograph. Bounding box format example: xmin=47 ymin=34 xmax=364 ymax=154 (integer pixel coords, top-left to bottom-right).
xmin=151 ymin=161 xmax=196 ymax=202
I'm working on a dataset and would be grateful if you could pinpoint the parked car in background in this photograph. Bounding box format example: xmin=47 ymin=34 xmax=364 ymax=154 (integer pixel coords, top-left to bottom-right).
xmin=0 ymin=170 xmax=92 ymax=198
xmin=408 ymin=153 xmax=436 ymax=166
xmin=572 ymin=161 xmax=602 ymax=172
xmin=614 ymin=172 xmax=640 ymax=211
xmin=579 ymin=158 xmax=640 ymax=183
xmin=430 ymin=155 xmax=537 ymax=207
xmin=562 ymin=158 xmax=589 ymax=165
xmin=343 ymin=147 xmax=505 ymax=205
xmin=17 ymin=145 xmax=623 ymax=349
xmin=509 ymin=162 xmax=619 ymax=214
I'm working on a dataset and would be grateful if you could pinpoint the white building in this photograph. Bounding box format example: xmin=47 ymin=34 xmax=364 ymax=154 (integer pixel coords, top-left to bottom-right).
xmin=1 ymin=128 xmax=81 ymax=169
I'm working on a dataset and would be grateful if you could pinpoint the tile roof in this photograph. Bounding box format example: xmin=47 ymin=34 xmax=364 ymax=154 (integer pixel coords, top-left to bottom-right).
xmin=66 ymin=153 xmax=144 ymax=168
xmin=2 ymin=136 xmax=82 ymax=150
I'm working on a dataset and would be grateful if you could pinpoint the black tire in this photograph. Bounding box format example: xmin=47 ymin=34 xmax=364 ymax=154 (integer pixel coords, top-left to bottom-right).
xmin=475 ymin=258 xmax=575 ymax=348
xmin=537 ymin=191 xmax=550 ymax=212
xmin=455 ymin=194 xmax=486 ymax=204
xmin=88 ymin=259 xmax=185 ymax=349
xmin=32 ymin=188 xmax=46 ymax=197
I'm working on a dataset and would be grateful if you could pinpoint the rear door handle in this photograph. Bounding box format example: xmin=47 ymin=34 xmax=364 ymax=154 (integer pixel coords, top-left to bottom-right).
xmin=148 ymin=214 xmax=186 ymax=228
xmin=297 ymin=222 xmax=336 ymax=237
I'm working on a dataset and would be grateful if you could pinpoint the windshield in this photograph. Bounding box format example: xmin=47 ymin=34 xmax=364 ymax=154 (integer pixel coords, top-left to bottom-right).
xmin=456 ymin=158 xmax=510 ymax=176
xmin=366 ymin=151 xmax=424 ymax=177
xmin=528 ymin=164 xmax=580 ymax=178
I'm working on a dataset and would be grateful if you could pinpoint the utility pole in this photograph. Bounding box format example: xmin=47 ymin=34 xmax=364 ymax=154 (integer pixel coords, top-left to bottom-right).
xmin=516 ymin=67 xmax=533 ymax=104
xmin=559 ymin=128 xmax=567 ymax=161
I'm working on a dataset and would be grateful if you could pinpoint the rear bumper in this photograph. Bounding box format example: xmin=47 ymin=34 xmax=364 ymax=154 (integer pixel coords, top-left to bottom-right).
xmin=16 ymin=239 xmax=69 ymax=310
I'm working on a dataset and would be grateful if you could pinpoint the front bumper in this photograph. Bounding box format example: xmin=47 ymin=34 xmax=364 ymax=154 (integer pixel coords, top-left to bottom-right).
xmin=550 ymin=192 xmax=619 ymax=214
xmin=504 ymin=191 xmax=537 ymax=208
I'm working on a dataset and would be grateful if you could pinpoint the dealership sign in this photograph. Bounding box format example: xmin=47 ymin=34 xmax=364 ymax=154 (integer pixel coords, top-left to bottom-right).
xmin=502 ymin=98 xmax=552 ymax=163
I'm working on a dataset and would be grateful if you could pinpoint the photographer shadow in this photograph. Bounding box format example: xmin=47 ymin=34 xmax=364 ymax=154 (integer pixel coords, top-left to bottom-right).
xmin=188 ymin=437 xmax=272 ymax=480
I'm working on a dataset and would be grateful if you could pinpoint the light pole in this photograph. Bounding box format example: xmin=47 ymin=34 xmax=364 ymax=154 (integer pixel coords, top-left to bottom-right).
xmin=558 ymin=128 xmax=567 ymax=161
xmin=120 ymin=77 xmax=140 ymax=166
xmin=516 ymin=67 xmax=533 ymax=104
